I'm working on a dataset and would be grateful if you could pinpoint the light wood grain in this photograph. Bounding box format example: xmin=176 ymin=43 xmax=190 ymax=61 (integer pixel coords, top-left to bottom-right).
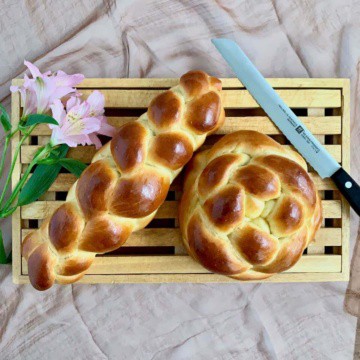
xmin=11 ymin=78 xmax=350 ymax=89
xmin=20 ymin=199 xmax=341 ymax=220
xmin=13 ymin=271 xmax=348 ymax=285
xmin=21 ymin=254 xmax=342 ymax=275
xmin=19 ymin=88 xmax=341 ymax=108
xmin=11 ymin=90 xmax=21 ymax=284
xmin=68 ymin=89 xmax=341 ymax=108
xmin=20 ymin=144 xmax=343 ymax=164
xmin=21 ymin=227 xmax=342 ymax=247
xmin=307 ymin=108 xmax=326 ymax=255
xmin=20 ymin=200 xmax=177 ymax=219
xmin=27 ymin=116 xmax=342 ymax=136
xmin=341 ymin=79 xmax=351 ymax=277
xmin=23 ymin=172 xmax=336 ymax=192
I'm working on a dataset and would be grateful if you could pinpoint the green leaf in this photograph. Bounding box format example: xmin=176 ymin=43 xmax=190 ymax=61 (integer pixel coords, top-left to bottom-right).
xmin=59 ymin=158 xmax=87 ymax=177
xmin=52 ymin=144 xmax=69 ymax=158
xmin=24 ymin=114 xmax=59 ymax=127
xmin=0 ymin=229 xmax=8 ymax=264
xmin=0 ymin=104 xmax=11 ymax=132
xmin=17 ymin=144 xmax=69 ymax=206
xmin=37 ymin=158 xmax=60 ymax=166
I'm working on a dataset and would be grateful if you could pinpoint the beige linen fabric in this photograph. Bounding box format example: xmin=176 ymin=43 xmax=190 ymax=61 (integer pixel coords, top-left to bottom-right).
xmin=0 ymin=1 xmax=358 ymax=359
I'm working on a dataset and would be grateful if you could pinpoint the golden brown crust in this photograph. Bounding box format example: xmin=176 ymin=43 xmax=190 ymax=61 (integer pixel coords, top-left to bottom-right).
xmin=76 ymin=160 xmax=117 ymax=220
xmin=110 ymin=169 xmax=170 ymax=218
xmin=22 ymin=231 xmax=42 ymax=260
xmin=253 ymin=155 xmax=316 ymax=209
xmin=204 ymin=185 xmax=244 ymax=231
xmin=27 ymin=244 xmax=57 ymax=291
xmin=198 ymin=154 xmax=239 ymax=197
xmin=22 ymin=70 xmax=225 ymax=290
xmin=150 ymin=132 xmax=193 ymax=170
xmin=187 ymin=213 xmax=249 ymax=275
xmin=234 ymin=164 xmax=281 ymax=201
xmin=179 ymin=130 xmax=322 ymax=281
xmin=267 ymin=196 xmax=305 ymax=236
xmin=56 ymin=254 xmax=94 ymax=277
xmin=185 ymin=91 xmax=221 ymax=134
xmin=79 ymin=215 xmax=131 ymax=253
xmin=231 ymin=225 xmax=278 ymax=265
xmin=148 ymin=91 xmax=182 ymax=128
xmin=180 ymin=70 xmax=209 ymax=97
xmin=111 ymin=122 xmax=147 ymax=172
xmin=48 ymin=203 xmax=84 ymax=254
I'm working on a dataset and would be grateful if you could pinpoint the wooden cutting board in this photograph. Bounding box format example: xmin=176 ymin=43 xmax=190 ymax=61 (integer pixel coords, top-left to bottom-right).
xmin=11 ymin=77 xmax=350 ymax=284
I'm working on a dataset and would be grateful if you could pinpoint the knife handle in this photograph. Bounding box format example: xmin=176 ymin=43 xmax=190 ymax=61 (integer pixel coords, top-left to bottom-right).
xmin=331 ymin=168 xmax=360 ymax=216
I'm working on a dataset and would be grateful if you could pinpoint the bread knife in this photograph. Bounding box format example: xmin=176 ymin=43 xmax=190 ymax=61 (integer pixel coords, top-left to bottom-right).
xmin=212 ymin=38 xmax=360 ymax=216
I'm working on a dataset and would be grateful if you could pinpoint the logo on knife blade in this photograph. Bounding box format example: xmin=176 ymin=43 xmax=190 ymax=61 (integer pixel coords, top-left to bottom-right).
xmin=295 ymin=125 xmax=304 ymax=134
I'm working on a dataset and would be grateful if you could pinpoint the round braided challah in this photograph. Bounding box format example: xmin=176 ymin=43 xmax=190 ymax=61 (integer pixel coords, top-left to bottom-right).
xmin=179 ymin=131 xmax=322 ymax=280
xmin=22 ymin=70 xmax=225 ymax=290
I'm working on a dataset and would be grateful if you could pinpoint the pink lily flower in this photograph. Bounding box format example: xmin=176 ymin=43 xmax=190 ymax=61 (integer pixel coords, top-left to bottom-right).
xmin=49 ymin=91 xmax=116 ymax=149
xmin=10 ymin=61 xmax=84 ymax=115
xmin=85 ymin=91 xmax=117 ymax=148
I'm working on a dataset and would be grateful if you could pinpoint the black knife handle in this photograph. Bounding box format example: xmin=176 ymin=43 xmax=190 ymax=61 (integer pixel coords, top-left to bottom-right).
xmin=331 ymin=168 xmax=360 ymax=216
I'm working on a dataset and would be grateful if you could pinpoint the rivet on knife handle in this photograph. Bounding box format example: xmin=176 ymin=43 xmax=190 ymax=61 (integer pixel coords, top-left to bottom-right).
xmin=331 ymin=168 xmax=360 ymax=216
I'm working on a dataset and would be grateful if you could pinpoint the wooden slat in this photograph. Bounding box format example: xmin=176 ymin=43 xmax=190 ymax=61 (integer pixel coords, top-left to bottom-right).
xmin=310 ymin=174 xmax=337 ymax=190
xmin=307 ymin=108 xmax=326 ymax=255
xmin=341 ymin=79 xmax=351 ymax=277
xmin=11 ymin=91 xmax=22 ymax=284
xmin=20 ymin=144 xmax=343 ymax=164
xmin=41 ymin=173 xmax=77 ymax=191
xmin=72 ymin=89 xmax=341 ymax=108
xmin=20 ymin=200 xmax=177 ymax=219
xmin=12 ymin=78 xmax=349 ymax=89
xmin=21 ymin=227 xmax=342 ymax=247
xmin=21 ymin=145 xmax=95 ymax=163
xmin=311 ymin=228 xmax=342 ymax=246
xmin=28 ymin=116 xmax=342 ymax=136
xmin=21 ymin=228 xmax=183 ymax=247
xmin=14 ymin=271 xmax=348 ymax=284
xmin=24 ymin=171 xmax=336 ymax=192
xmin=21 ymin=254 xmax=341 ymax=275
xmin=24 ymin=88 xmax=339 ymax=110
xmin=20 ymin=199 xmax=341 ymax=220
xmin=321 ymin=200 xmax=342 ymax=218
xmin=218 ymin=116 xmax=341 ymax=135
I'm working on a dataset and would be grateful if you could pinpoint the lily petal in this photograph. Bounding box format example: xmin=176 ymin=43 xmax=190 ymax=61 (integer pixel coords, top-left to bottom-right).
xmin=24 ymin=60 xmax=43 ymax=79
xmin=55 ymin=71 xmax=84 ymax=87
xmin=96 ymin=116 xmax=117 ymax=137
xmin=50 ymin=99 xmax=66 ymax=126
xmin=87 ymin=90 xmax=105 ymax=116
xmin=14 ymin=61 xmax=84 ymax=115
xmin=87 ymin=133 xmax=102 ymax=149
xmin=67 ymin=101 xmax=91 ymax=121
xmin=66 ymin=96 xmax=80 ymax=112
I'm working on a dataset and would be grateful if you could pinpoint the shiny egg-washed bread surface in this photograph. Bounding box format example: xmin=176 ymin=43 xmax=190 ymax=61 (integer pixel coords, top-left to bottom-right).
xmin=22 ymin=70 xmax=225 ymax=290
xmin=179 ymin=131 xmax=322 ymax=280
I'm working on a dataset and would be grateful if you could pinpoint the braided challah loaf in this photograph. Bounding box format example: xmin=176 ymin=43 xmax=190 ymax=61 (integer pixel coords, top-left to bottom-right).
xmin=22 ymin=70 xmax=225 ymax=290
xmin=179 ymin=131 xmax=322 ymax=280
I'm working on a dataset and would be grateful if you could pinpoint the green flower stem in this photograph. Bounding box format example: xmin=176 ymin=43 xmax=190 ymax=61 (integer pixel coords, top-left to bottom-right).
xmin=0 ymin=125 xmax=35 ymax=208
xmin=0 ymin=160 xmax=36 ymax=214
xmin=0 ymin=136 xmax=10 ymax=180
xmin=0 ymin=143 xmax=52 ymax=216
xmin=0 ymin=205 xmax=17 ymax=218
xmin=0 ymin=127 xmax=20 ymax=180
